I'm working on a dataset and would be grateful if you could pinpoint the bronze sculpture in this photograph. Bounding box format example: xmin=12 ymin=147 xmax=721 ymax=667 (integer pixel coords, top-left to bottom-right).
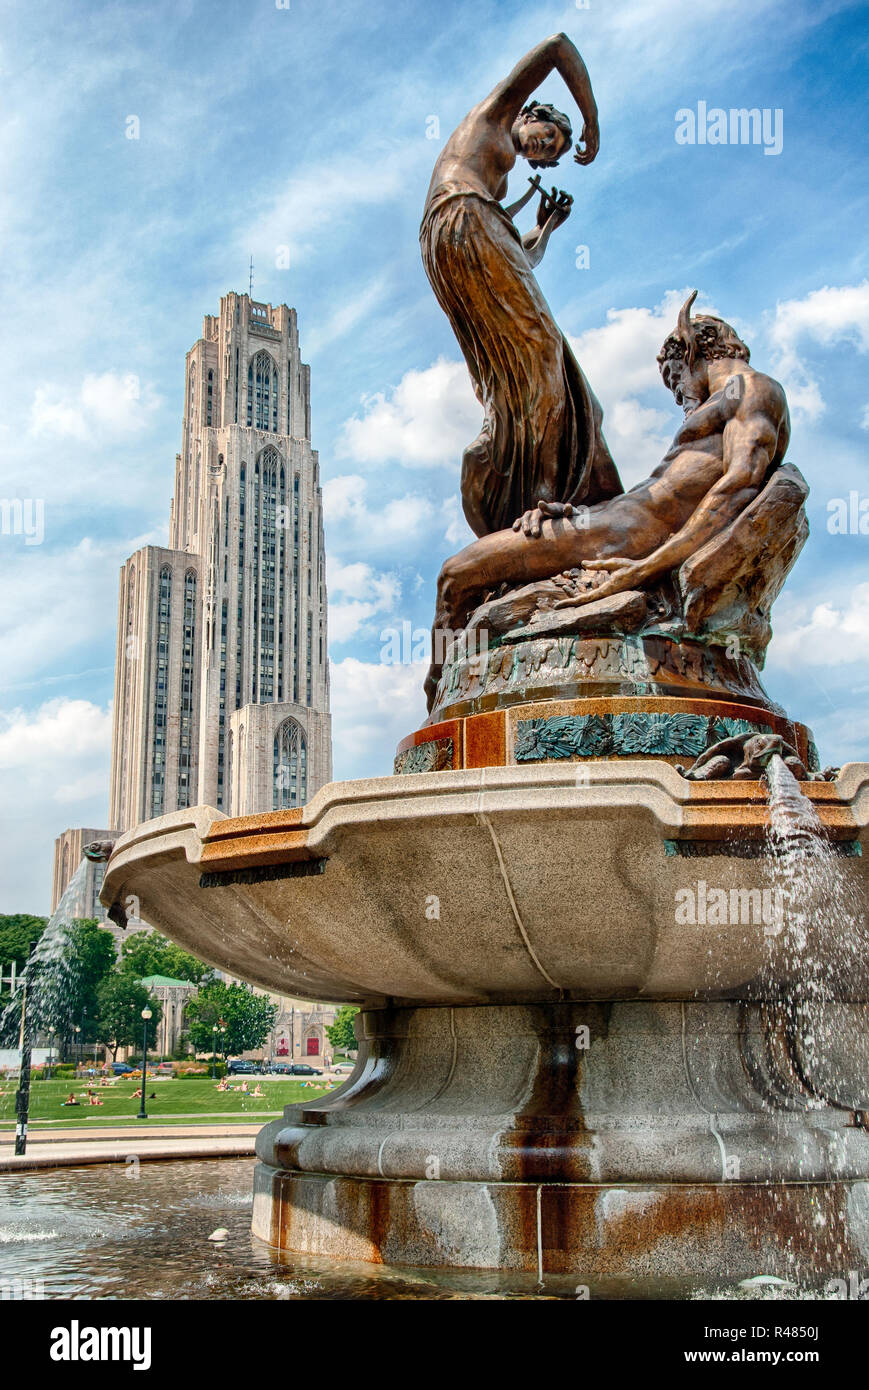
xmin=425 ymin=293 xmax=805 ymax=711
xmin=420 ymin=36 xmax=807 ymax=720
xmin=433 ymin=293 xmax=791 ymax=629
xmin=421 ymin=32 xmax=622 ymax=538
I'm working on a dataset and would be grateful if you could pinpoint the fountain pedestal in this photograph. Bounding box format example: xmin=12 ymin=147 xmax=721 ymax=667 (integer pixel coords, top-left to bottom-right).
xmin=252 ymin=999 xmax=869 ymax=1275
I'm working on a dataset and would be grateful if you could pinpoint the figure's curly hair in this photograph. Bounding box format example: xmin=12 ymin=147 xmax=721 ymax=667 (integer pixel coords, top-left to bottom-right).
xmin=519 ymin=102 xmax=572 ymax=168
xmin=657 ymin=291 xmax=750 ymax=371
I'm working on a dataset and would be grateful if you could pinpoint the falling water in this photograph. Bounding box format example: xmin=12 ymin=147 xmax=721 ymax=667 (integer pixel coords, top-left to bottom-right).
xmin=0 ymin=857 xmax=93 ymax=1046
xmin=762 ymin=751 xmax=867 ymax=998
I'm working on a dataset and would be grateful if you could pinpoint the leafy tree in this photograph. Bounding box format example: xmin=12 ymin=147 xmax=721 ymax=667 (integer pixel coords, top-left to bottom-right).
xmin=67 ymin=919 xmax=117 ymax=1043
xmin=185 ymin=981 xmax=277 ymax=1057
xmin=119 ymin=930 xmax=212 ymax=985
xmin=0 ymin=915 xmax=47 ymax=996
xmin=94 ymin=973 xmax=163 ymax=1061
xmin=326 ymin=1004 xmax=359 ymax=1054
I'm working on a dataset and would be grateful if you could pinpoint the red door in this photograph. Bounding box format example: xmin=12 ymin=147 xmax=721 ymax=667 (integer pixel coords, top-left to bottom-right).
xmin=306 ymin=1036 xmax=319 ymax=1056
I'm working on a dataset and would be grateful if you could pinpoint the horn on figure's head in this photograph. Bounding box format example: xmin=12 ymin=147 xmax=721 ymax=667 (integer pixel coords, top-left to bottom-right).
xmin=677 ymin=290 xmax=699 ymax=369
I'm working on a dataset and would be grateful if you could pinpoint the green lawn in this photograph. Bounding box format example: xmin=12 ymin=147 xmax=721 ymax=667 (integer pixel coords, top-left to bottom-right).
xmin=0 ymin=1077 xmax=334 ymax=1128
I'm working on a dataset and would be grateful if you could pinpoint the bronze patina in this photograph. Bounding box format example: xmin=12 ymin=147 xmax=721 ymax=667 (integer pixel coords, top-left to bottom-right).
xmin=420 ymin=32 xmax=622 ymax=539
xmin=425 ymin=292 xmax=804 ymax=713
xmin=419 ymin=36 xmax=807 ymax=721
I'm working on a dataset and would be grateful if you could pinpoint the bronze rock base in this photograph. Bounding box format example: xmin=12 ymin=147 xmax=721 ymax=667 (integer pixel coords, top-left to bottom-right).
xmin=428 ymin=632 xmax=778 ymax=724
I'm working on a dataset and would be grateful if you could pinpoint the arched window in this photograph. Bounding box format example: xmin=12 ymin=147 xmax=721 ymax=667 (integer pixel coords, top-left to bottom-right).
xmin=247 ymin=351 xmax=278 ymax=431
xmin=274 ymin=718 xmax=307 ymax=809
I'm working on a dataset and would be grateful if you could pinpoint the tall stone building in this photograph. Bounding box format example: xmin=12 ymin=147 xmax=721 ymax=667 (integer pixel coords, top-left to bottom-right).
xmin=109 ymin=292 xmax=331 ymax=828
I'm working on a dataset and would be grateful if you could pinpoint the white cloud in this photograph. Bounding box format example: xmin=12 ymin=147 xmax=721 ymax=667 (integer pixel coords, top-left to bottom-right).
xmin=0 ymin=533 xmax=159 ymax=688
xmin=239 ymin=146 xmax=422 ymax=269
xmin=330 ymin=656 xmax=428 ymax=781
xmin=337 ymin=358 xmax=480 ymax=469
xmin=567 ymin=290 xmax=694 ymax=487
xmin=327 ymin=560 xmax=400 ymax=607
xmin=0 ymin=698 xmax=111 ymax=771
xmin=0 ymin=698 xmax=112 ymax=914
xmin=767 ymin=281 xmax=869 ymax=422
xmin=29 ymin=371 xmax=161 ymax=441
xmin=442 ymin=493 xmax=473 ymax=548
xmin=326 ymin=559 xmax=402 ymax=644
xmin=322 ymin=473 xmax=437 ymax=557
xmin=769 ymin=582 xmax=869 ymax=669
xmin=305 ymin=275 xmax=392 ymax=358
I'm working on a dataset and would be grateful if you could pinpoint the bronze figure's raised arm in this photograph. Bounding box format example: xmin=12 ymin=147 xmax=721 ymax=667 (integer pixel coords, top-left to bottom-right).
xmin=420 ymin=33 xmax=623 ymax=538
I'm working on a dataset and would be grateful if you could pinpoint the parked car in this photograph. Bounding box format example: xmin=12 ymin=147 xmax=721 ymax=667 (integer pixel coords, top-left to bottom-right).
xmin=112 ymin=1062 xmax=135 ymax=1075
xmin=226 ymin=1060 xmax=260 ymax=1075
xmin=155 ymin=1062 xmax=173 ymax=1074
xmin=332 ymin=1063 xmax=354 ymax=1074
xmin=288 ymin=1064 xmax=323 ymax=1076
xmin=267 ymin=1062 xmax=292 ymax=1075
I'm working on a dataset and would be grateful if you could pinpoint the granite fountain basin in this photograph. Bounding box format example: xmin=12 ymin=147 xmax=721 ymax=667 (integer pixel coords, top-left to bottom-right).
xmin=100 ymin=761 xmax=869 ymax=1005
xmin=100 ymin=761 xmax=869 ymax=1276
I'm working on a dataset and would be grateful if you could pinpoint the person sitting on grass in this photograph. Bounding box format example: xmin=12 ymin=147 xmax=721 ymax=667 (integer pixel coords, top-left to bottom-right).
xmin=216 ymin=1077 xmax=229 ymax=1092
xmin=251 ymin=1083 xmax=264 ymax=1098
xmin=62 ymin=1092 xmax=80 ymax=1106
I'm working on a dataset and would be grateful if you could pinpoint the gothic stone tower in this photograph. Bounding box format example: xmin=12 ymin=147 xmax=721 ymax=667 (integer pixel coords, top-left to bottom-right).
xmin=109 ymin=293 xmax=331 ymax=830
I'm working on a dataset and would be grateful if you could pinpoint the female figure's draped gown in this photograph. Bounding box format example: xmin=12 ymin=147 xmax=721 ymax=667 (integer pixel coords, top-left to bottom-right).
xmin=420 ymin=181 xmax=623 ymax=538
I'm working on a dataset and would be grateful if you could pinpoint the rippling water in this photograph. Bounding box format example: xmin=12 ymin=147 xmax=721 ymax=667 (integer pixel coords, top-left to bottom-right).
xmin=0 ymin=1159 xmax=848 ymax=1300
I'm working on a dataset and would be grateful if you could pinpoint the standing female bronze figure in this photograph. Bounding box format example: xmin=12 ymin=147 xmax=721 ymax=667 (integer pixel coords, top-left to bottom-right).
xmin=420 ymin=32 xmax=623 ymax=537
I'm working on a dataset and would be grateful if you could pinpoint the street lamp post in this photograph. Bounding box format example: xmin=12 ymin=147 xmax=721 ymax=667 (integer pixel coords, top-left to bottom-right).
xmin=211 ymin=1024 xmax=218 ymax=1079
xmin=73 ymin=1023 xmax=81 ymax=1076
xmin=219 ymin=1022 xmax=226 ymax=1074
xmin=137 ymin=1007 xmax=152 ymax=1120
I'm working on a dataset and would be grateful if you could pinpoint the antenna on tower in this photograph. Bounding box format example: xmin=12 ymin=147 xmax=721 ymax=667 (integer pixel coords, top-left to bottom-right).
xmin=249 ymin=254 xmax=254 ymax=298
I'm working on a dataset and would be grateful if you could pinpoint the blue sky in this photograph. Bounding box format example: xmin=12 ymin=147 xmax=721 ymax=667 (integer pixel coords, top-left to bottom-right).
xmin=1 ymin=0 xmax=868 ymax=911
